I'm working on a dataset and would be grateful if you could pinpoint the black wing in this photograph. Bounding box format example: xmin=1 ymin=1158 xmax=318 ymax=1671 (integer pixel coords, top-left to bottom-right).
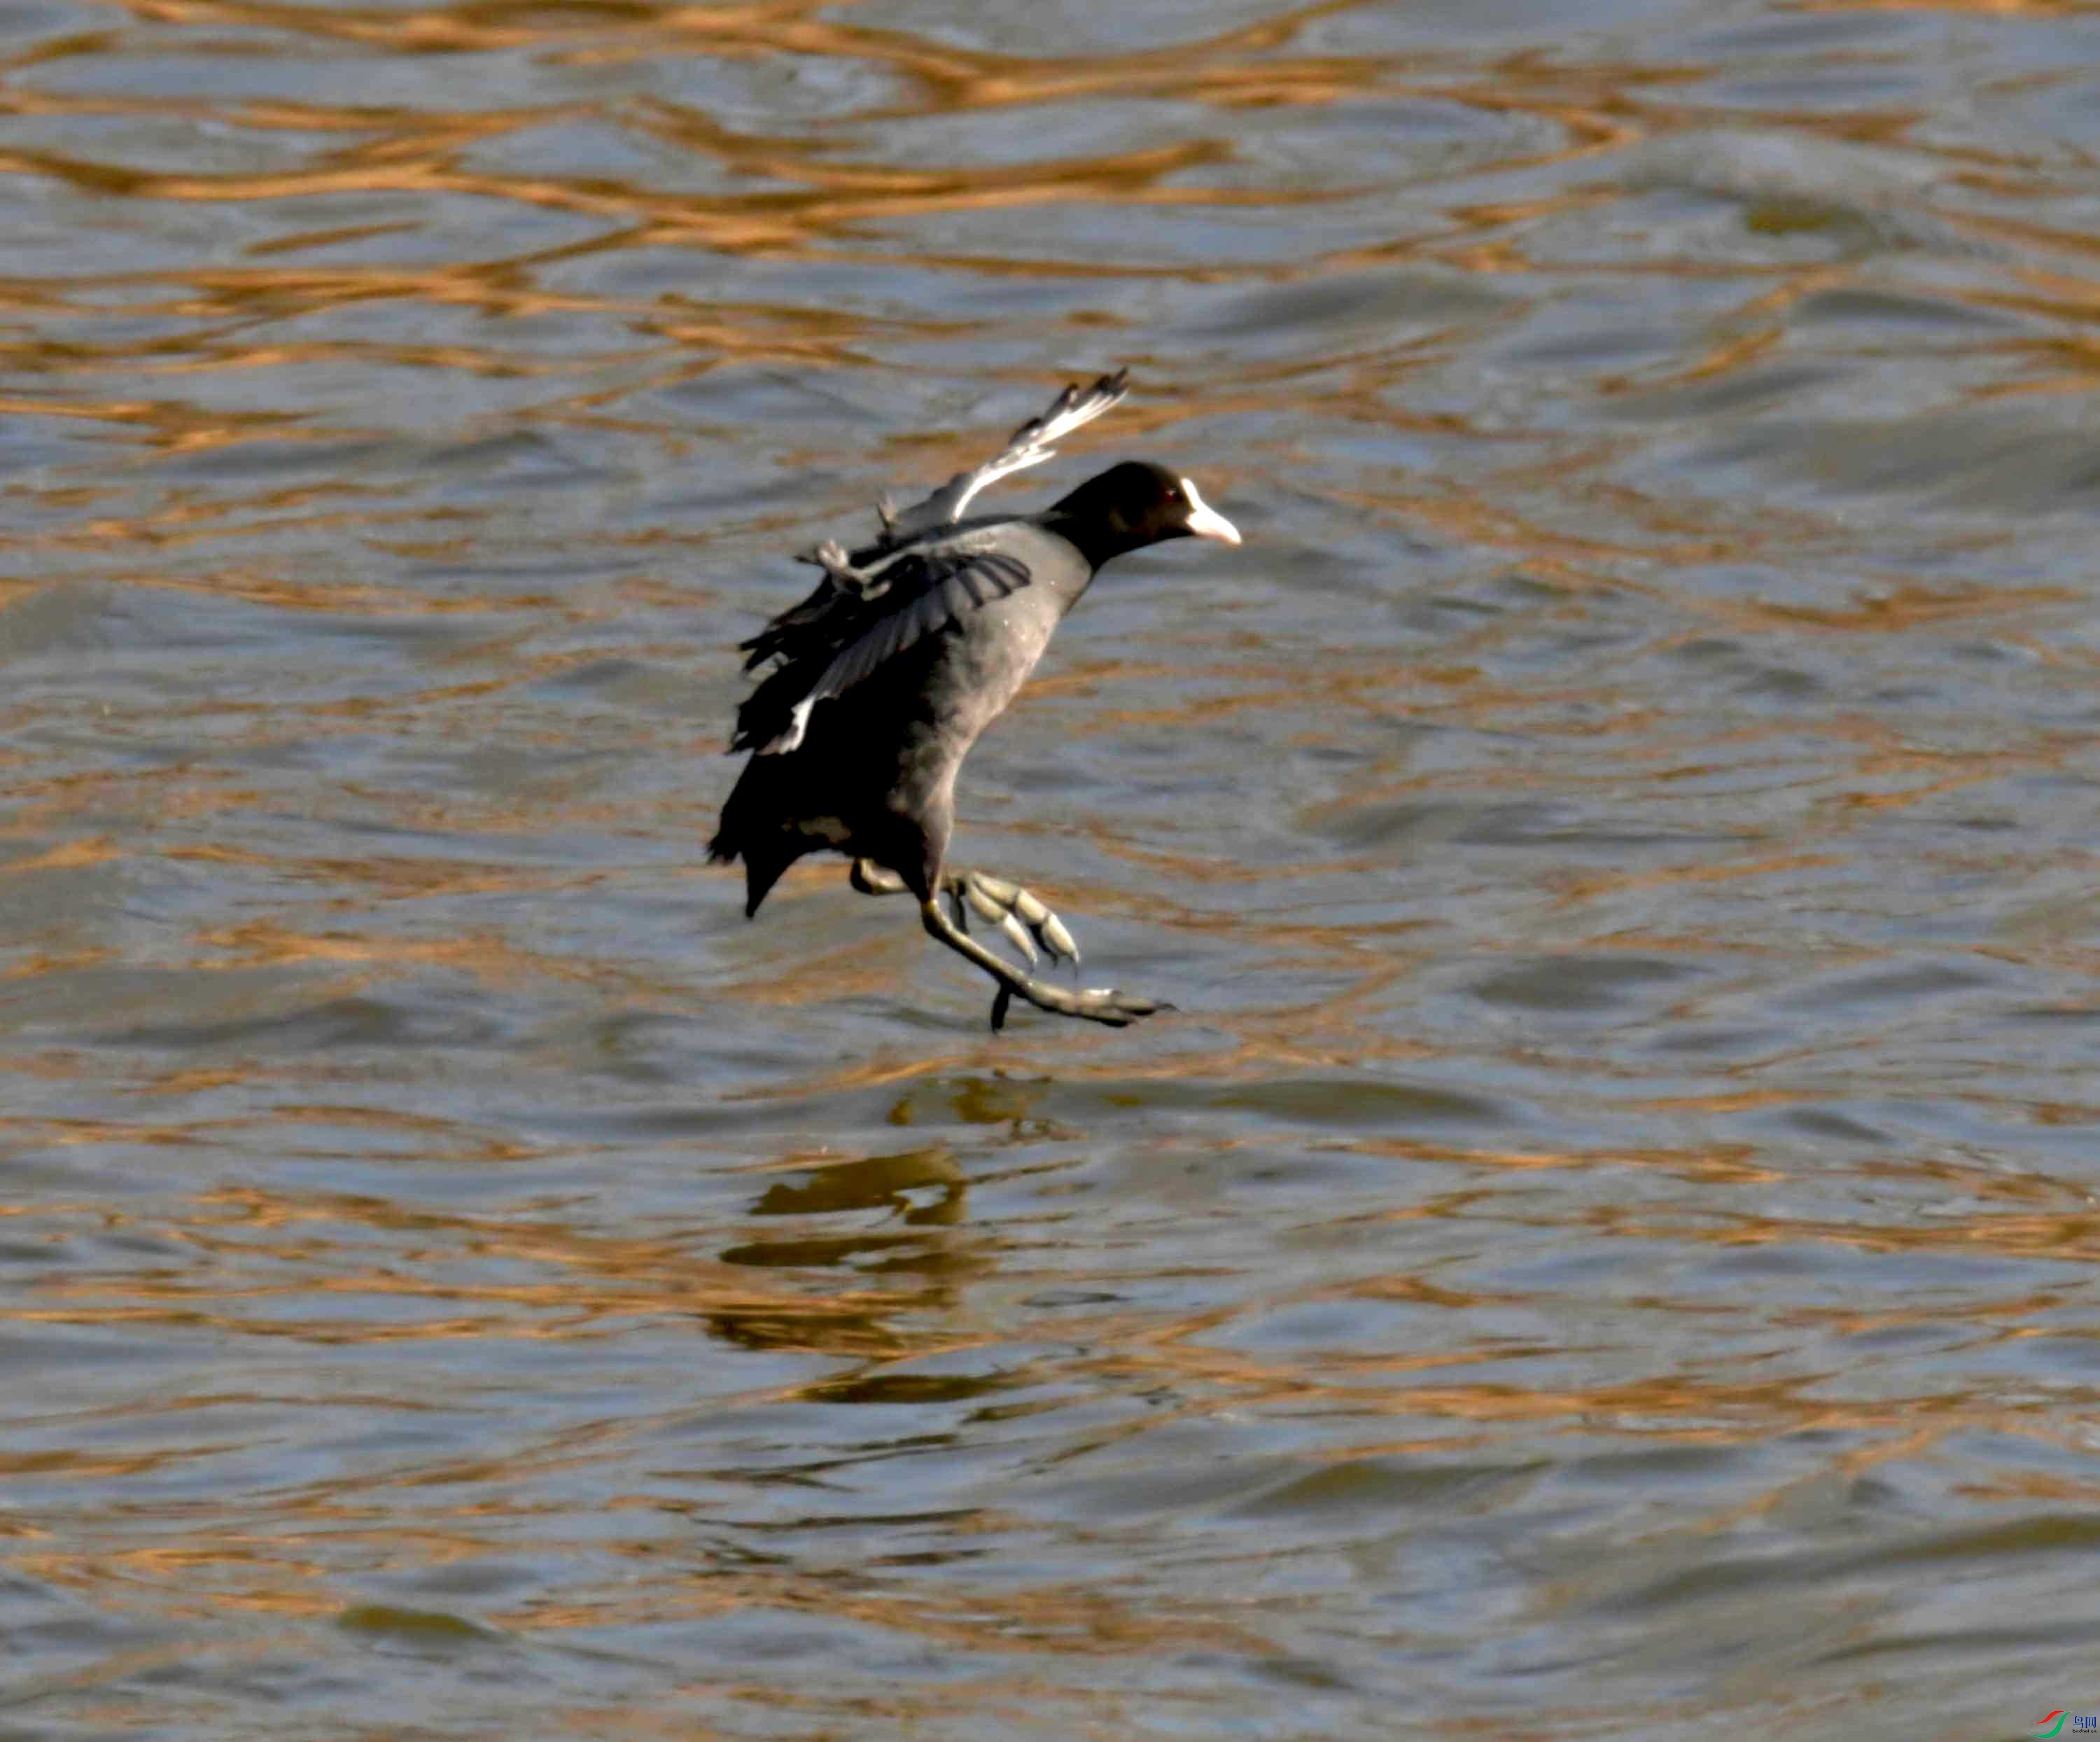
xmin=731 ymin=538 xmax=1032 ymax=755
xmin=880 ymin=369 xmax=1129 ymax=541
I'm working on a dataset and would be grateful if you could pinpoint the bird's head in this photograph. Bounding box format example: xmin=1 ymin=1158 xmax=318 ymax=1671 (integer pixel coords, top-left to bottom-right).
xmin=1047 ymin=461 xmax=1240 ymax=569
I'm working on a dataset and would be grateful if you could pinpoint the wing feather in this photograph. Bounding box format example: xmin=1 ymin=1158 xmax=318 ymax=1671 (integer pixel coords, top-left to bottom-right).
xmin=730 ymin=539 xmax=1035 ymax=754
xmin=881 ymin=370 xmax=1128 ymax=539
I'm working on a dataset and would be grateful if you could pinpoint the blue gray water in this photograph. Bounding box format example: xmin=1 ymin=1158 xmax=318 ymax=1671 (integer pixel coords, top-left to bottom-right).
xmin=4 ymin=1 xmax=2099 ymax=1737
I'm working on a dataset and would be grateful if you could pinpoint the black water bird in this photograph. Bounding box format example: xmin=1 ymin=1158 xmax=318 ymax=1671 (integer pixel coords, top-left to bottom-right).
xmin=709 ymin=371 xmax=1241 ymax=1029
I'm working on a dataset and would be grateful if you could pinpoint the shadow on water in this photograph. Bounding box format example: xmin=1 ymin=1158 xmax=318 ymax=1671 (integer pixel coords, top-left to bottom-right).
xmin=5 ymin=0 xmax=2100 ymax=1734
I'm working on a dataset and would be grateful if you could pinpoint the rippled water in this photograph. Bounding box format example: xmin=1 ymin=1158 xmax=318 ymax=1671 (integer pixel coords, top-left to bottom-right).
xmin=6 ymin=0 xmax=2100 ymax=1735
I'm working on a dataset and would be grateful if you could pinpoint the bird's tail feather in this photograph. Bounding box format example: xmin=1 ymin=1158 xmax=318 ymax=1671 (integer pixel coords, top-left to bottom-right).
xmin=710 ymin=783 xmax=801 ymax=918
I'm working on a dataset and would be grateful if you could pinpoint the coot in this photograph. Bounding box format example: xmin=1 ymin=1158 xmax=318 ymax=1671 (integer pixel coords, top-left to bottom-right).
xmin=710 ymin=372 xmax=1240 ymax=1029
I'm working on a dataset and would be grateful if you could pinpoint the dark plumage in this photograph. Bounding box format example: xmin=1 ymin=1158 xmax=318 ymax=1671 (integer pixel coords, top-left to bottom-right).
xmin=710 ymin=375 xmax=1240 ymax=1028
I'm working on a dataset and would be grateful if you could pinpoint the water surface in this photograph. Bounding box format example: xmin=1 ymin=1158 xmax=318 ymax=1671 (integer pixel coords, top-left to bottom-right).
xmin=4 ymin=0 xmax=2100 ymax=1736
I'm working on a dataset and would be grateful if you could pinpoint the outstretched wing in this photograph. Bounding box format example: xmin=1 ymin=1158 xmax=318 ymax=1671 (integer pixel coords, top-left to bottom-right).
xmin=731 ymin=535 xmax=1033 ymax=755
xmin=881 ymin=370 xmax=1128 ymax=541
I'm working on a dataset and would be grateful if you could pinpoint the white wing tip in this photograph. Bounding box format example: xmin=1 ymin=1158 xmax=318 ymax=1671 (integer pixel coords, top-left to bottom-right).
xmin=762 ymin=695 xmax=817 ymax=755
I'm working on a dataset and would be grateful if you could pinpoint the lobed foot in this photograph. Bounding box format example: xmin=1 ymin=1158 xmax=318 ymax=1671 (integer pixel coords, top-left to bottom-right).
xmin=989 ymin=981 xmax=1161 ymax=1033
xmin=855 ymin=862 xmax=1161 ymax=1031
xmin=920 ymin=898 xmax=1164 ymax=1033
xmin=947 ymin=870 xmax=1079 ymax=968
xmin=798 ymin=539 xmax=888 ymax=599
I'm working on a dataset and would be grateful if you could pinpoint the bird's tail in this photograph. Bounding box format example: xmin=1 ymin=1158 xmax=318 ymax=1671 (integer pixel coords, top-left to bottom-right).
xmin=710 ymin=770 xmax=800 ymax=918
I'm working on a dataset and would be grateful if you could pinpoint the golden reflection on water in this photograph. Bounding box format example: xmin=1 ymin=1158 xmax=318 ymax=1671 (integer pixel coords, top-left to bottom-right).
xmin=20 ymin=1183 xmax=969 ymax=1357
xmin=6 ymin=0 xmax=2100 ymax=1731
